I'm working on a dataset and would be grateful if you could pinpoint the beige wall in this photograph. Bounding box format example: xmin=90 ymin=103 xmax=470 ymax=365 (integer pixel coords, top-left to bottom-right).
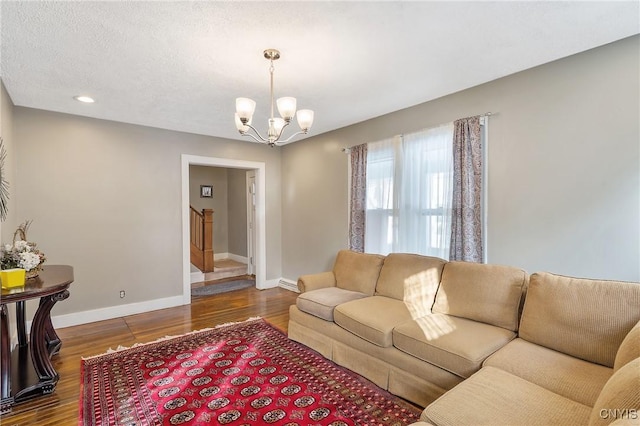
xmin=281 ymin=35 xmax=640 ymax=282
xmin=227 ymin=168 xmax=248 ymax=257
xmin=0 ymin=82 xmax=17 ymax=240
xmin=13 ymin=108 xmax=282 ymax=316
xmin=1 ymin=81 xmax=19 ymax=339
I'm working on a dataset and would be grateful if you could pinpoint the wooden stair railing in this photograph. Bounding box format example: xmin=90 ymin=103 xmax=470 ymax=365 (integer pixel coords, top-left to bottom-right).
xmin=190 ymin=207 xmax=214 ymax=272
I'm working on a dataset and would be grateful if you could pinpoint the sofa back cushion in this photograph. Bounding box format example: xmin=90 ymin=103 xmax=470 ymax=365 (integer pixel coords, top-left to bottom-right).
xmin=375 ymin=253 xmax=446 ymax=308
xmin=588 ymin=357 xmax=640 ymax=426
xmin=333 ymin=250 xmax=385 ymax=296
xmin=432 ymin=261 xmax=527 ymax=331
xmin=519 ymin=272 xmax=640 ymax=368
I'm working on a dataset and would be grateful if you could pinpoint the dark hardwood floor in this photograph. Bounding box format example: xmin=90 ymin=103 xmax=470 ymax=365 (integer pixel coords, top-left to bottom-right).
xmin=0 ymin=286 xmax=298 ymax=426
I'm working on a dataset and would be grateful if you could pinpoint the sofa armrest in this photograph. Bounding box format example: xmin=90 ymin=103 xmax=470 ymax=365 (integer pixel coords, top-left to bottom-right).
xmin=297 ymin=272 xmax=336 ymax=293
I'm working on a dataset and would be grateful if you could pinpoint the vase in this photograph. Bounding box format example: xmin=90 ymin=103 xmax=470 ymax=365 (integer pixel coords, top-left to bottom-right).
xmin=1 ymin=268 xmax=26 ymax=289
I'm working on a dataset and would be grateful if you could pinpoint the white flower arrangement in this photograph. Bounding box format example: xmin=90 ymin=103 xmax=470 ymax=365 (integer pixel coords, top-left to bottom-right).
xmin=1 ymin=221 xmax=46 ymax=273
xmin=1 ymin=240 xmax=46 ymax=272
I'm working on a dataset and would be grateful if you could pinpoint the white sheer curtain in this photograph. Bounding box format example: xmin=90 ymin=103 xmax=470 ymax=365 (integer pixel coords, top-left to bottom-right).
xmin=365 ymin=136 xmax=399 ymax=254
xmin=365 ymin=123 xmax=454 ymax=258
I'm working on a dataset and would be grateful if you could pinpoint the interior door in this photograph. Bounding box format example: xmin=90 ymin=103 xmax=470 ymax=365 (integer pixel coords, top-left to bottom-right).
xmin=246 ymin=171 xmax=256 ymax=276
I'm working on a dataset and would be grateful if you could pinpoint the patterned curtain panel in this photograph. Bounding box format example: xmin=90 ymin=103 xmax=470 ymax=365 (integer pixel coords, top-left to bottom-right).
xmin=349 ymin=143 xmax=367 ymax=252
xmin=450 ymin=116 xmax=483 ymax=262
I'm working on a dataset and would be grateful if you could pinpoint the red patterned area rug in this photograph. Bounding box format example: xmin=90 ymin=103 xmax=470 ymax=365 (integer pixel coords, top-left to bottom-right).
xmin=79 ymin=318 xmax=421 ymax=425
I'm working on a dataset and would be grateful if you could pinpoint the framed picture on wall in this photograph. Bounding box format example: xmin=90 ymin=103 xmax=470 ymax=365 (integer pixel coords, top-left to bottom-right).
xmin=200 ymin=185 xmax=213 ymax=198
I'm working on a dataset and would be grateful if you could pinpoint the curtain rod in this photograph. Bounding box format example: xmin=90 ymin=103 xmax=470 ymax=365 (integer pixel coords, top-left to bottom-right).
xmin=342 ymin=112 xmax=496 ymax=153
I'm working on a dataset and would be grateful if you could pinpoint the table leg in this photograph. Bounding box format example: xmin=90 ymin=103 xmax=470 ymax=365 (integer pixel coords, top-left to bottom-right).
xmin=39 ymin=298 xmax=62 ymax=356
xmin=16 ymin=301 xmax=27 ymax=348
xmin=30 ymin=291 xmax=69 ymax=390
xmin=1 ymin=304 xmax=13 ymax=414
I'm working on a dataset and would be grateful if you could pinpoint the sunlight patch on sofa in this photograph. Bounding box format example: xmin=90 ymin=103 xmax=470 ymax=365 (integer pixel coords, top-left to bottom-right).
xmin=403 ymin=268 xmax=441 ymax=319
xmin=414 ymin=313 xmax=456 ymax=340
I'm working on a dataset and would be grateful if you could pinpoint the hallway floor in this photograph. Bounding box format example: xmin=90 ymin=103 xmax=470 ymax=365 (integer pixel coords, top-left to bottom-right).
xmin=191 ymin=258 xmax=250 ymax=289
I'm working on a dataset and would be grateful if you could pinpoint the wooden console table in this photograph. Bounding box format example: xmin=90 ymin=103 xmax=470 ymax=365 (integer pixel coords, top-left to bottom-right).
xmin=0 ymin=265 xmax=73 ymax=414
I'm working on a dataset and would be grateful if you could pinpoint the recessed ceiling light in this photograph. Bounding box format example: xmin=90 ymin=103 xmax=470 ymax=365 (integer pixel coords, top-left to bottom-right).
xmin=74 ymin=95 xmax=95 ymax=103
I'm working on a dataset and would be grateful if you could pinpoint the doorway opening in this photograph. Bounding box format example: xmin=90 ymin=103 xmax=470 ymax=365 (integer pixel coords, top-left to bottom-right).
xmin=188 ymin=165 xmax=253 ymax=288
xmin=181 ymin=155 xmax=266 ymax=305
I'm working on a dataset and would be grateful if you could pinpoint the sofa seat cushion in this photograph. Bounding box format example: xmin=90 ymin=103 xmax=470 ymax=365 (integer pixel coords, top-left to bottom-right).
xmin=334 ymin=296 xmax=412 ymax=347
xmin=393 ymin=314 xmax=516 ymax=378
xmin=484 ymin=338 xmax=612 ymax=407
xmin=296 ymin=287 xmax=369 ymax=321
xmin=422 ymin=366 xmax=592 ymax=426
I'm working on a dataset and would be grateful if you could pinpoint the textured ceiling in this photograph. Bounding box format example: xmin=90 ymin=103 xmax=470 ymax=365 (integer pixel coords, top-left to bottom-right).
xmin=1 ymin=1 xmax=638 ymax=144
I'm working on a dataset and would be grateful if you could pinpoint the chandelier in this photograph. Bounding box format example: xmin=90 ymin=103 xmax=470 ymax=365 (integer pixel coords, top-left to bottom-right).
xmin=235 ymin=49 xmax=314 ymax=147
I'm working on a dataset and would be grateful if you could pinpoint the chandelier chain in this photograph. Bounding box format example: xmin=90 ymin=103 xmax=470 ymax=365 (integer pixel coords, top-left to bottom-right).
xmin=269 ymin=59 xmax=275 ymax=120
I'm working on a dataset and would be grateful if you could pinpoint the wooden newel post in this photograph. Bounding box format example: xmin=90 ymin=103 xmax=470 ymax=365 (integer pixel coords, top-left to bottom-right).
xmin=202 ymin=209 xmax=214 ymax=272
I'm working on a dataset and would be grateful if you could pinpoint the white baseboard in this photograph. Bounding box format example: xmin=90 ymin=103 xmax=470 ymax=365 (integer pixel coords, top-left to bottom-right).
xmin=278 ymin=278 xmax=299 ymax=293
xmin=49 ymin=295 xmax=185 ymax=329
xmin=190 ymin=270 xmax=204 ymax=284
xmin=214 ymin=252 xmax=229 ymax=261
xmin=214 ymin=252 xmax=249 ymax=264
xmin=228 ymin=253 xmax=249 ymax=264
xmin=28 ymin=275 xmax=291 ymax=331
xmin=257 ymin=278 xmax=280 ymax=290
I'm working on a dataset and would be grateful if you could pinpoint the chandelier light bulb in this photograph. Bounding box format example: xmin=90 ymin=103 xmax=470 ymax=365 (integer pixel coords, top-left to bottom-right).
xmin=236 ymin=98 xmax=256 ymax=122
xmin=276 ymin=97 xmax=297 ymax=121
xmin=296 ymin=109 xmax=314 ymax=131
xmin=272 ymin=118 xmax=286 ymax=136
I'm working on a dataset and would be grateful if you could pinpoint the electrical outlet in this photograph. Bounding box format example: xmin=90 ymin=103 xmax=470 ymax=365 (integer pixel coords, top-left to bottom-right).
xmin=119 ymin=290 xmax=125 ymax=298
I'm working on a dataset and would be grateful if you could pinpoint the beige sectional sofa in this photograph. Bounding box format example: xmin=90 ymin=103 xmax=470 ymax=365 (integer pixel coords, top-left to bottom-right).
xmin=288 ymin=250 xmax=640 ymax=426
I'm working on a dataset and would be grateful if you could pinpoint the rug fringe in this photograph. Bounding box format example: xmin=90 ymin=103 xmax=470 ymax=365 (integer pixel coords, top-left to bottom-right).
xmin=81 ymin=316 xmax=263 ymax=360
